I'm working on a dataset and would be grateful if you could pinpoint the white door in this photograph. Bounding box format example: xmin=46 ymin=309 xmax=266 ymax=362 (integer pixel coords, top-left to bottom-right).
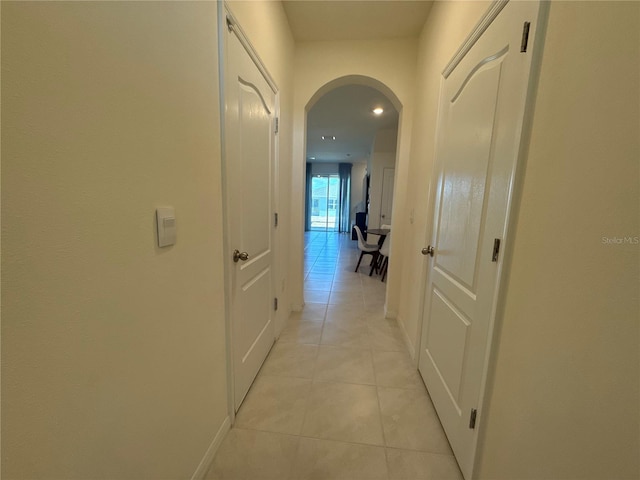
xmin=418 ymin=2 xmax=543 ymax=478
xmin=224 ymin=15 xmax=276 ymax=411
xmin=380 ymin=167 xmax=395 ymax=226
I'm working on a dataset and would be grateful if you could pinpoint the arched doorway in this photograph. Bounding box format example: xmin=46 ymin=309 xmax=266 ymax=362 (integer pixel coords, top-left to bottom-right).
xmin=305 ymin=84 xmax=398 ymax=233
xmin=301 ymin=76 xmax=402 ymax=305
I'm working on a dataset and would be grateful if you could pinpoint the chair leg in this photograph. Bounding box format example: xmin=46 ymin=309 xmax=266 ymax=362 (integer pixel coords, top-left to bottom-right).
xmin=381 ymin=258 xmax=389 ymax=282
xmin=355 ymin=251 xmax=365 ymax=272
xmin=369 ymin=252 xmax=380 ymax=276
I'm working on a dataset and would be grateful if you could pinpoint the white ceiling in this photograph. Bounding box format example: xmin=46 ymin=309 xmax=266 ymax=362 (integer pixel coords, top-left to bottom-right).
xmin=307 ymin=84 xmax=398 ymax=163
xmin=283 ymin=1 xmax=433 ymax=164
xmin=282 ymin=1 xmax=434 ymax=42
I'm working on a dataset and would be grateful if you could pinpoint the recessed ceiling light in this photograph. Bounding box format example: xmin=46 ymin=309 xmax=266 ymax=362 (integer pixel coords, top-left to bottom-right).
xmin=373 ymin=107 xmax=384 ymax=115
xmin=321 ymin=135 xmax=336 ymax=140
xmin=310 ymin=157 xmax=316 ymax=160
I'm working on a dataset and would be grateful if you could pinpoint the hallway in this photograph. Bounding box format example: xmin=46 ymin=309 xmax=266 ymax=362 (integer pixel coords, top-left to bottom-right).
xmin=206 ymin=232 xmax=462 ymax=479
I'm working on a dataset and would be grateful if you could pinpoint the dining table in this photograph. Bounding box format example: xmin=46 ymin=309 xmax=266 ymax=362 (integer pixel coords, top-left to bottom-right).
xmin=366 ymin=228 xmax=390 ymax=247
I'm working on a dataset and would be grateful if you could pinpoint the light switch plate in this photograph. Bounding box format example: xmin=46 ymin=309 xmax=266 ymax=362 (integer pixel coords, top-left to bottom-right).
xmin=156 ymin=207 xmax=176 ymax=247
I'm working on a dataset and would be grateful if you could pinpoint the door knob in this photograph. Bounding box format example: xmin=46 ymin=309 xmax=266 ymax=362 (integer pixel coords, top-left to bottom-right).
xmin=421 ymin=246 xmax=435 ymax=257
xmin=233 ymin=249 xmax=249 ymax=263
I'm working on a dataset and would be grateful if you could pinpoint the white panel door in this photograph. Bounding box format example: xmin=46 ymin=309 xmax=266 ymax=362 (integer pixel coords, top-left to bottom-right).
xmin=224 ymin=19 xmax=276 ymax=411
xmin=418 ymin=2 xmax=543 ymax=478
xmin=380 ymin=167 xmax=395 ymax=226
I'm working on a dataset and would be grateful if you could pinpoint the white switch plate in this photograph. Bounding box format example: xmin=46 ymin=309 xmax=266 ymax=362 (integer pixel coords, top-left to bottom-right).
xmin=156 ymin=207 xmax=176 ymax=247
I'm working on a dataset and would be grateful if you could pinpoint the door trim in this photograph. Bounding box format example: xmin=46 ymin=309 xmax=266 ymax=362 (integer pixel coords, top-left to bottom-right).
xmin=224 ymin=7 xmax=277 ymax=93
xmin=442 ymin=0 xmax=509 ymax=78
xmin=415 ymin=1 xmax=550 ymax=478
xmin=219 ymin=2 xmax=280 ymax=420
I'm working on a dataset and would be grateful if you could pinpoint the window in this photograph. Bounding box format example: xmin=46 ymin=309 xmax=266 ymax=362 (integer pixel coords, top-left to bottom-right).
xmin=310 ymin=175 xmax=339 ymax=230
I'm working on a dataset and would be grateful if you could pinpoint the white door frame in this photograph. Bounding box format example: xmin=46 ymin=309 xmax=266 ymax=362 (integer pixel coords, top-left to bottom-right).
xmin=414 ymin=0 xmax=549 ymax=476
xmin=218 ymin=3 xmax=280 ymax=420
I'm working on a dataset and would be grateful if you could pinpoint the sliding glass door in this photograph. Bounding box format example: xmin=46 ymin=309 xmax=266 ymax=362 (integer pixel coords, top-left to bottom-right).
xmin=310 ymin=175 xmax=340 ymax=231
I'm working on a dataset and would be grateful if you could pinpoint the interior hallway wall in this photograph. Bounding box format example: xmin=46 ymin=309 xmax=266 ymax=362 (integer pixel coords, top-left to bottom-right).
xmin=292 ymin=37 xmax=419 ymax=312
xmin=226 ymin=0 xmax=296 ymax=333
xmin=310 ymin=163 xmax=339 ymax=175
xmin=350 ymin=163 xmax=367 ymax=226
xmin=368 ymin=128 xmax=397 ymax=230
xmin=477 ymin=2 xmax=640 ymax=478
xmin=1 ymin=2 xmax=228 ymax=478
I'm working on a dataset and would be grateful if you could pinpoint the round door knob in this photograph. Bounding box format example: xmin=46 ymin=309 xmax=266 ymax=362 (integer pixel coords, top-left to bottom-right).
xmin=233 ymin=249 xmax=250 ymax=263
xmin=421 ymin=246 xmax=435 ymax=257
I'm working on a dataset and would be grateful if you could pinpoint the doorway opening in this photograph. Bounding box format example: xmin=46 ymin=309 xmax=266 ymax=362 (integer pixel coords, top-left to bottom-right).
xmin=293 ymin=76 xmax=405 ymax=315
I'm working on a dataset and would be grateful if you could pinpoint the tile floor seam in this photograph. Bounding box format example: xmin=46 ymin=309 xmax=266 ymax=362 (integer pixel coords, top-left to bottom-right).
xmin=307 ymin=376 xmax=376 ymax=388
xmin=374 ymin=385 xmax=391 ymax=450
xmin=385 ymin=445 xmax=458 ymax=458
xmin=298 ymin=324 xmax=324 ymax=438
xmin=295 ymin=432 xmax=392 ymax=450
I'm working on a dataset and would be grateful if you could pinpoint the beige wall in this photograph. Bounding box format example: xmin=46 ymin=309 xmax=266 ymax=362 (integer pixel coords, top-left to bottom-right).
xmin=477 ymin=2 xmax=640 ymax=478
xmin=292 ymin=37 xmax=419 ymax=311
xmin=226 ymin=1 xmax=295 ymax=331
xmin=2 ymin=2 xmax=228 ymax=479
xmin=310 ymin=163 xmax=339 ymax=175
xmin=395 ymin=0 xmax=491 ymax=355
xmin=351 ymin=163 xmax=368 ymax=224
xmin=368 ymin=128 xmax=398 ymax=231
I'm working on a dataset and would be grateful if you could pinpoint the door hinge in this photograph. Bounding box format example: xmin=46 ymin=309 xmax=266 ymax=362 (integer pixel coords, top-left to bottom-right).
xmin=492 ymin=238 xmax=501 ymax=262
xmin=274 ymin=212 xmax=279 ymax=227
xmin=273 ymin=297 xmax=278 ymax=311
xmin=469 ymin=408 xmax=478 ymax=429
xmin=275 ymin=117 xmax=279 ymax=134
xmin=520 ymin=21 xmax=531 ymax=53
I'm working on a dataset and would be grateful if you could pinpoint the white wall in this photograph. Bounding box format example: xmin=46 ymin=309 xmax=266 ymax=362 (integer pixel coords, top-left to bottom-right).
xmin=368 ymin=128 xmax=397 ymax=230
xmin=225 ymin=0 xmax=295 ymax=334
xmin=2 ymin=2 xmax=228 ymax=478
xmin=292 ymin=37 xmax=419 ymax=310
xmin=350 ymin=163 xmax=368 ymax=224
xmin=310 ymin=163 xmax=339 ymax=175
xmin=477 ymin=2 xmax=639 ymax=478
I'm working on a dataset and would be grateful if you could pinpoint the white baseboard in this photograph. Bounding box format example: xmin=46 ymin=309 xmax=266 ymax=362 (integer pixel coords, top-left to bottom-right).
xmin=191 ymin=415 xmax=231 ymax=480
xmin=396 ymin=314 xmax=416 ymax=361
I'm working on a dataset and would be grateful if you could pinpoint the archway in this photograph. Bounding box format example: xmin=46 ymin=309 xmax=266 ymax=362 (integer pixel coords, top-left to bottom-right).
xmin=297 ymin=75 xmax=404 ymax=311
xmin=306 ymin=75 xmax=402 ymax=113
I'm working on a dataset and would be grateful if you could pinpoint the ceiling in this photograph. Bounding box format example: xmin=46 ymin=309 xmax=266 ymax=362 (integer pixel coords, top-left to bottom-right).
xmin=307 ymin=84 xmax=398 ymax=163
xmin=282 ymin=1 xmax=434 ymax=42
xmin=283 ymin=1 xmax=433 ymax=164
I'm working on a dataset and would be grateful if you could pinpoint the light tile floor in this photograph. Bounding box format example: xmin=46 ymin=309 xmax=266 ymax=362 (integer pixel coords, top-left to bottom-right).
xmin=206 ymin=231 xmax=462 ymax=480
